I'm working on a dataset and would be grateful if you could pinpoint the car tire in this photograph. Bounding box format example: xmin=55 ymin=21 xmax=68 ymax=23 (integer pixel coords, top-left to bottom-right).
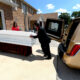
xmin=58 ymin=43 xmax=64 ymax=59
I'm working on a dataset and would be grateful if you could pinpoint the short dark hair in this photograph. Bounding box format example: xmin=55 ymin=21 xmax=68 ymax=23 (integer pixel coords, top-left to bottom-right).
xmin=34 ymin=23 xmax=40 ymax=27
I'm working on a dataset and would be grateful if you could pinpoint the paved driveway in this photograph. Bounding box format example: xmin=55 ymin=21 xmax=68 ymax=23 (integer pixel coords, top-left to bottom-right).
xmin=0 ymin=39 xmax=80 ymax=80
xmin=0 ymin=40 xmax=59 ymax=80
xmin=56 ymin=57 xmax=80 ymax=80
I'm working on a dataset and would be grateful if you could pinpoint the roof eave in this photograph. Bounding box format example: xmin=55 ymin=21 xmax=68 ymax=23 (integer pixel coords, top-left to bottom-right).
xmin=0 ymin=0 xmax=18 ymax=7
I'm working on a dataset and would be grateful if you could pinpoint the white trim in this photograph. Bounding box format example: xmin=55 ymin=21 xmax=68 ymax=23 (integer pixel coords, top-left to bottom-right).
xmin=0 ymin=0 xmax=18 ymax=7
xmin=12 ymin=0 xmax=18 ymax=11
xmin=0 ymin=10 xmax=6 ymax=30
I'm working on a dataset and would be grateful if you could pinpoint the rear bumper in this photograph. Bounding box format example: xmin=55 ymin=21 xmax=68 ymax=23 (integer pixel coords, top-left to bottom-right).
xmin=63 ymin=53 xmax=80 ymax=69
xmin=58 ymin=43 xmax=80 ymax=69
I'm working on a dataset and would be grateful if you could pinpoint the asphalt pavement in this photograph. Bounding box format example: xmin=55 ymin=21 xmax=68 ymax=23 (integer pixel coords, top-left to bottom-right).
xmin=56 ymin=55 xmax=80 ymax=80
xmin=0 ymin=39 xmax=80 ymax=80
xmin=0 ymin=40 xmax=58 ymax=80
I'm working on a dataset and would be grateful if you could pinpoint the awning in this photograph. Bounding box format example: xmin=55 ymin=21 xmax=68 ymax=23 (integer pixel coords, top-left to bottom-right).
xmin=0 ymin=0 xmax=18 ymax=7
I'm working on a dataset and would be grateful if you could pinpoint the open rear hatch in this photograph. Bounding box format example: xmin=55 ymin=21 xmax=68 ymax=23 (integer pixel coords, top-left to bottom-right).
xmin=45 ymin=19 xmax=64 ymax=42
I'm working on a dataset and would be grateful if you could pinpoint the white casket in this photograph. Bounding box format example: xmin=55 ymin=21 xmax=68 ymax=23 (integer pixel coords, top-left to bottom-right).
xmin=0 ymin=30 xmax=36 ymax=47
xmin=0 ymin=30 xmax=37 ymax=56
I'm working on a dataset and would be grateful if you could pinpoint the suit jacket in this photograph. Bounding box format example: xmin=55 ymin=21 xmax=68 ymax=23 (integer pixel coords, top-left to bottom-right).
xmin=33 ymin=27 xmax=51 ymax=44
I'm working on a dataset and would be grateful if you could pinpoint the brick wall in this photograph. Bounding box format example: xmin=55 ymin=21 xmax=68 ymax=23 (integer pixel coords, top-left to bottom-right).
xmin=0 ymin=0 xmax=37 ymax=31
xmin=0 ymin=2 xmax=25 ymax=31
xmin=0 ymin=3 xmax=13 ymax=30
xmin=12 ymin=0 xmax=25 ymax=31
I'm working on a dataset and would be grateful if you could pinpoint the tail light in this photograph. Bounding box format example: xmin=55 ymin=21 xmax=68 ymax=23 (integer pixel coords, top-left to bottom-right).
xmin=70 ymin=45 xmax=80 ymax=56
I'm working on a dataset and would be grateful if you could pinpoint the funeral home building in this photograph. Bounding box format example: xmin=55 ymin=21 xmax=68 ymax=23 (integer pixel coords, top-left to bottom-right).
xmin=0 ymin=0 xmax=58 ymax=31
xmin=0 ymin=0 xmax=37 ymax=31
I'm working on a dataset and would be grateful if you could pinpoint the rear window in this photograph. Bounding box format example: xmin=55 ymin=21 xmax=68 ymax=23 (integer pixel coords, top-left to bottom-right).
xmin=48 ymin=22 xmax=59 ymax=32
xmin=45 ymin=19 xmax=63 ymax=38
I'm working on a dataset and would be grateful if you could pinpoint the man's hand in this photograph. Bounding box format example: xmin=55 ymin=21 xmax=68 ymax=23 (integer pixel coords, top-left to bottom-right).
xmin=30 ymin=35 xmax=33 ymax=38
xmin=30 ymin=35 xmax=37 ymax=38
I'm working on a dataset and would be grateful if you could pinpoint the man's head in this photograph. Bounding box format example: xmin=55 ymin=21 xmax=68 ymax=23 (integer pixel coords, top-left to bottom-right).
xmin=34 ymin=23 xmax=40 ymax=31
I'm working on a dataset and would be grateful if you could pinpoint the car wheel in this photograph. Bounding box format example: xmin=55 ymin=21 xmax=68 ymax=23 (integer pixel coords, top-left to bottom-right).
xmin=58 ymin=43 xmax=64 ymax=59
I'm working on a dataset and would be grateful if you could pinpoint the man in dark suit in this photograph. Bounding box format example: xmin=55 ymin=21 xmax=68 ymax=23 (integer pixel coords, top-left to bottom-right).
xmin=30 ymin=23 xmax=51 ymax=59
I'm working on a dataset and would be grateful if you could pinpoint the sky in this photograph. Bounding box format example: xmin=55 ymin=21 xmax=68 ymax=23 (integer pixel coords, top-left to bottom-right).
xmin=24 ymin=0 xmax=80 ymax=15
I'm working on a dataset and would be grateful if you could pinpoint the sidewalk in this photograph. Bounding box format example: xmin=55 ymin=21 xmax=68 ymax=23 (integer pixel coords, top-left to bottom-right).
xmin=0 ymin=40 xmax=59 ymax=80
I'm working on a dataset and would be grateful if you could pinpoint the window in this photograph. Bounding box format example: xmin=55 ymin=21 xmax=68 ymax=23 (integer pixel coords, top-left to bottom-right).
xmin=29 ymin=8 xmax=33 ymax=14
xmin=45 ymin=19 xmax=63 ymax=38
xmin=48 ymin=22 xmax=59 ymax=32
xmin=30 ymin=8 xmax=32 ymax=13
xmin=22 ymin=3 xmax=27 ymax=14
xmin=31 ymin=9 xmax=33 ymax=14
xmin=32 ymin=10 xmax=34 ymax=14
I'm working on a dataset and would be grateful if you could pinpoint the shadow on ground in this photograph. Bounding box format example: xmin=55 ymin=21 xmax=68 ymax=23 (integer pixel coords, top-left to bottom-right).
xmin=0 ymin=51 xmax=45 ymax=62
xmin=53 ymin=56 xmax=80 ymax=80
xmin=0 ymin=49 xmax=56 ymax=62
xmin=36 ymin=49 xmax=56 ymax=57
